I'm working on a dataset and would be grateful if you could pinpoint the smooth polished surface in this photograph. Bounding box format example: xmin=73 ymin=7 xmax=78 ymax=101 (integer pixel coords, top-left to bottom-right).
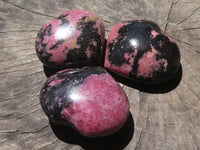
xmin=35 ymin=10 xmax=105 ymax=68
xmin=104 ymin=20 xmax=180 ymax=84
xmin=40 ymin=67 xmax=129 ymax=137
xmin=2 ymin=1 xmax=200 ymax=149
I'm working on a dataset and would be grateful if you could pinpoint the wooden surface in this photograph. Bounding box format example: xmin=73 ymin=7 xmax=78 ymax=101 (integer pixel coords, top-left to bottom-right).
xmin=0 ymin=0 xmax=200 ymax=149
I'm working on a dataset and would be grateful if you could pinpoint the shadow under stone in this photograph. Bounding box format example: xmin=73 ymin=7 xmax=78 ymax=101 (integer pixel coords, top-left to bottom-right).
xmin=109 ymin=64 xmax=183 ymax=94
xmin=50 ymin=112 xmax=134 ymax=150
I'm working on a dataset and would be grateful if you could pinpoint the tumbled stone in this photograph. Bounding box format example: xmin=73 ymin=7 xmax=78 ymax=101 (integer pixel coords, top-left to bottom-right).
xmin=104 ymin=19 xmax=180 ymax=84
xmin=40 ymin=66 xmax=129 ymax=137
xmin=35 ymin=10 xmax=105 ymax=68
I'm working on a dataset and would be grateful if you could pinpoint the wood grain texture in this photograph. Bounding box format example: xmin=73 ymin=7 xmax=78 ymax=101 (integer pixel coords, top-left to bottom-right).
xmin=0 ymin=0 xmax=200 ymax=149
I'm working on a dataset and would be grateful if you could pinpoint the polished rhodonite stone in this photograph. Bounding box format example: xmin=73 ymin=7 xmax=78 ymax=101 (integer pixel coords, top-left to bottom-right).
xmin=35 ymin=10 xmax=105 ymax=68
xmin=40 ymin=67 xmax=129 ymax=137
xmin=104 ymin=19 xmax=180 ymax=84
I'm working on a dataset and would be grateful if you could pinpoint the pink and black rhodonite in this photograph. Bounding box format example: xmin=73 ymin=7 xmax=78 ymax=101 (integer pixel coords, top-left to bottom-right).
xmin=104 ymin=19 xmax=180 ymax=84
xmin=40 ymin=67 xmax=129 ymax=137
xmin=35 ymin=10 xmax=105 ymax=68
